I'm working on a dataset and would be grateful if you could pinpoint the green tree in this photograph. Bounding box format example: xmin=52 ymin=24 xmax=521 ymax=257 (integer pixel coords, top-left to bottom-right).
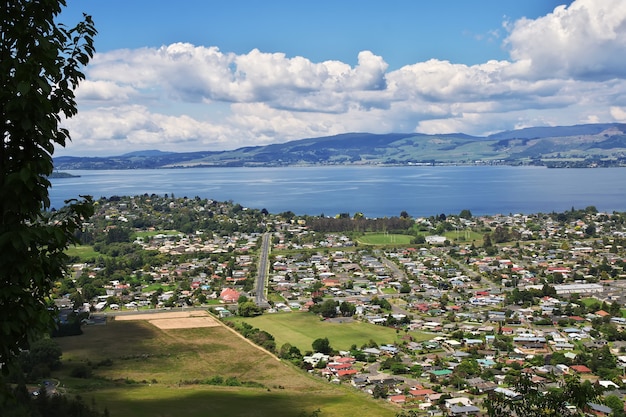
xmin=26 ymin=338 xmax=62 ymax=371
xmin=605 ymin=395 xmax=625 ymax=417
xmin=318 ymin=299 xmax=338 ymax=318
xmin=485 ymin=374 xmax=602 ymax=417
xmin=238 ymin=301 xmax=262 ymax=317
xmin=279 ymin=343 xmax=303 ymax=361
xmin=372 ymin=384 xmax=387 ymax=399
xmin=0 ymin=0 xmax=96 ymax=370
xmin=339 ymin=301 xmax=356 ymax=317
xmin=459 ymin=209 xmax=472 ymax=219
xmin=312 ymin=337 xmax=332 ymax=354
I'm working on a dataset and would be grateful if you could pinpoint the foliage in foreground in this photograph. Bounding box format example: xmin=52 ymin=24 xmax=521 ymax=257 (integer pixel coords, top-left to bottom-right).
xmin=0 ymin=0 xmax=95 ymax=367
xmin=485 ymin=374 xmax=603 ymax=417
xmin=1 ymin=0 xmax=96 ymax=412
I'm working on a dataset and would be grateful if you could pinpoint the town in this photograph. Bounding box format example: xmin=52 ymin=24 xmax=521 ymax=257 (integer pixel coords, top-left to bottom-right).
xmin=52 ymin=195 xmax=626 ymax=416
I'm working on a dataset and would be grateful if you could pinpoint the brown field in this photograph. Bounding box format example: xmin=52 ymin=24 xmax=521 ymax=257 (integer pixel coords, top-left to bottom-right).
xmin=114 ymin=310 xmax=221 ymax=329
xmin=55 ymin=315 xmax=398 ymax=417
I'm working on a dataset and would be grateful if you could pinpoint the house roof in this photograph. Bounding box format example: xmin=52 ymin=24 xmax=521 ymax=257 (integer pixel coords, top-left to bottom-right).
xmin=219 ymin=287 xmax=240 ymax=302
xmin=337 ymin=369 xmax=358 ymax=377
xmin=410 ymin=388 xmax=436 ymax=396
xmin=388 ymin=395 xmax=406 ymax=403
xmin=450 ymin=405 xmax=480 ymax=414
xmin=571 ymin=364 xmax=592 ymax=373
xmin=587 ymin=402 xmax=613 ymax=414
xmin=430 ymin=369 xmax=452 ymax=376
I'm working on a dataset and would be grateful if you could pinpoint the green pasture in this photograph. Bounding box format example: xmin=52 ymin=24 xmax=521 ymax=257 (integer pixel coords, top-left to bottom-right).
xmin=84 ymin=383 xmax=394 ymax=417
xmin=226 ymin=311 xmax=433 ymax=352
xmin=443 ymin=229 xmax=483 ymax=244
xmin=65 ymin=244 xmax=102 ymax=261
xmin=142 ymin=283 xmax=177 ymax=292
xmin=356 ymin=233 xmax=413 ymax=245
xmin=54 ymin=317 xmax=397 ymax=417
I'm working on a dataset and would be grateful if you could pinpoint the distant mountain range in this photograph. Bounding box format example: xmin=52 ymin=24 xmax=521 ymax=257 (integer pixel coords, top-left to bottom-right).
xmin=53 ymin=123 xmax=626 ymax=169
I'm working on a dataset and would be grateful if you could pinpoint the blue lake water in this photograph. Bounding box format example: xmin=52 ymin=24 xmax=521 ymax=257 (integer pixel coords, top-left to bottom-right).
xmin=49 ymin=166 xmax=626 ymax=218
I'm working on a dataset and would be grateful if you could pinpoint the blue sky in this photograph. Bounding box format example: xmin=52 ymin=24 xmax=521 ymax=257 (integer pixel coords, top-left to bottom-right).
xmin=57 ymin=0 xmax=626 ymax=156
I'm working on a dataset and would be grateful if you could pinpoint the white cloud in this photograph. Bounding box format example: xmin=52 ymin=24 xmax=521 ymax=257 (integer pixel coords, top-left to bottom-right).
xmin=58 ymin=0 xmax=626 ymax=156
xmin=610 ymin=106 xmax=626 ymax=121
xmin=504 ymin=0 xmax=626 ymax=80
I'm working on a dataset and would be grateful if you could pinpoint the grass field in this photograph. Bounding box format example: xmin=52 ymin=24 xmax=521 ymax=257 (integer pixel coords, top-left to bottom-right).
xmin=443 ymin=230 xmax=483 ymax=244
xmin=54 ymin=316 xmax=398 ymax=417
xmin=65 ymin=244 xmax=102 ymax=261
xmin=356 ymin=233 xmax=413 ymax=245
xmin=225 ymin=311 xmax=433 ymax=352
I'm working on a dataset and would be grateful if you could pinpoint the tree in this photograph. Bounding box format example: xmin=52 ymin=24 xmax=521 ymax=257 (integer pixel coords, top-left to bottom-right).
xmin=0 ymin=0 xmax=96 ymax=369
xmin=483 ymin=233 xmax=493 ymax=248
xmin=317 ymin=299 xmax=338 ymax=318
xmin=238 ymin=301 xmax=262 ymax=317
xmin=372 ymin=384 xmax=387 ymax=399
xmin=339 ymin=301 xmax=356 ymax=317
xmin=27 ymin=338 xmax=62 ymax=371
xmin=459 ymin=209 xmax=472 ymax=219
xmin=312 ymin=337 xmax=332 ymax=354
xmin=279 ymin=343 xmax=303 ymax=361
xmin=485 ymin=374 xmax=602 ymax=417
xmin=604 ymin=395 xmax=625 ymax=417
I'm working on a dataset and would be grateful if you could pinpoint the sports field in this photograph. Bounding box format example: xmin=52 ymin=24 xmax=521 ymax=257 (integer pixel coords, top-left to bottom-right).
xmin=357 ymin=233 xmax=413 ymax=245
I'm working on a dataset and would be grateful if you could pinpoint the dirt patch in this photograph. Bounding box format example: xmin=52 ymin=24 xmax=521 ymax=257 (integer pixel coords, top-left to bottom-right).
xmin=325 ymin=317 xmax=355 ymax=324
xmin=114 ymin=310 xmax=220 ymax=329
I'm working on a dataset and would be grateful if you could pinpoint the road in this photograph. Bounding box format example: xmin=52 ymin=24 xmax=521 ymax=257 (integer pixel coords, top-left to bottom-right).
xmin=255 ymin=232 xmax=271 ymax=308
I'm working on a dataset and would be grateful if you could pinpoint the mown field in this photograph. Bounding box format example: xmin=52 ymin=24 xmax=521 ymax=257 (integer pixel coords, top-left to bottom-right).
xmin=54 ymin=316 xmax=399 ymax=417
xmin=355 ymin=231 xmax=483 ymax=246
xmin=442 ymin=229 xmax=483 ymax=244
xmin=356 ymin=233 xmax=413 ymax=245
xmin=225 ymin=311 xmax=434 ymax=352
xmin=65 ymin=244 xmax=102 ymax=261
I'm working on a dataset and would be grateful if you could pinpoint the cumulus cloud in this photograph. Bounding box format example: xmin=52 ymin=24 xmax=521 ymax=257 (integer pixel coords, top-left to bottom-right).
xmin=58 ymin=0 xmax=626 ymax=155
xmin=504 ymin=0 xmax=626 ymax=80
xmin=610 ymin=106 xmax=626 ymax=121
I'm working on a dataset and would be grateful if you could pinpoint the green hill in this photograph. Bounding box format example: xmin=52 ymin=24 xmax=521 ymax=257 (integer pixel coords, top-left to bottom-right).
xmin=53 ymin=123 xmax=626 ymax=168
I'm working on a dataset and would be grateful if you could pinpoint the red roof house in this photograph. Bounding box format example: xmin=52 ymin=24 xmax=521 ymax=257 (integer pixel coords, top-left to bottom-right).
xmin=570 ymin=365 xmax=592 ymax=374
xmin=220 ymin=288 xmax=240 ymax=303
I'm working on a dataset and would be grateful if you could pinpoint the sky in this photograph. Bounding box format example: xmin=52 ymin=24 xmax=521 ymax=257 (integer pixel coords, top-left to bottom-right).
xmin=56 ymin=0 xmax=626 ymax=156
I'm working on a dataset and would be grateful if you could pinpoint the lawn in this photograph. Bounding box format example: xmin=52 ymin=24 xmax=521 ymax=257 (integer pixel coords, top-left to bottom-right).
xmin=65 ymin=244 xmax=102 ymax=261
xmin=356 ymin=233 xmax=413 ymax=245
xmin=226 ymin=311 xmax=432 ymax=352
xmin=54 ymin=317 xmax=398 ymax=417
xmin=443 ymin=229 xmax=483 ymax=244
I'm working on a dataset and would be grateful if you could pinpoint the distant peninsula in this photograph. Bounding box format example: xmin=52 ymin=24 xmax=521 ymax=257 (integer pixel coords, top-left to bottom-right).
xmin=53 ymin=123 xmax=626 ymax=170
xmin=49 ymin=171 xmax=80 ymax=178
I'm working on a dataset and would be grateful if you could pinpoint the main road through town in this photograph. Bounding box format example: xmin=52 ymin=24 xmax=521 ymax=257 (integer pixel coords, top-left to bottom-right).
xmin=255 ymin=232 xmax=271 ymax=308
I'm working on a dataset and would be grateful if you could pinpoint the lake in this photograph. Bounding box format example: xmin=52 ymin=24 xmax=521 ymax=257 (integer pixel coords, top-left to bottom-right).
xmin=49 ymin=166 xmax=626 ymax=218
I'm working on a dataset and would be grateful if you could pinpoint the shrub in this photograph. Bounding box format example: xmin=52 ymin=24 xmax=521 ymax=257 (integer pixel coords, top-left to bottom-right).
xmin=70 ymin=364 xmax=92 ymax=379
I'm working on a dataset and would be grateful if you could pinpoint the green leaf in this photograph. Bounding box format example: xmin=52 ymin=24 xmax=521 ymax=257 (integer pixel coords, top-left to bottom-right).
xmin=17 ymin=81 xmax=31 ymax=95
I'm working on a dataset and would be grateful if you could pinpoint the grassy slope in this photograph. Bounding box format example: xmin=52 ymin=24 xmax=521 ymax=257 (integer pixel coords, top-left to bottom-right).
xmin=55 ymin=318 xmax=398 ymax=417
